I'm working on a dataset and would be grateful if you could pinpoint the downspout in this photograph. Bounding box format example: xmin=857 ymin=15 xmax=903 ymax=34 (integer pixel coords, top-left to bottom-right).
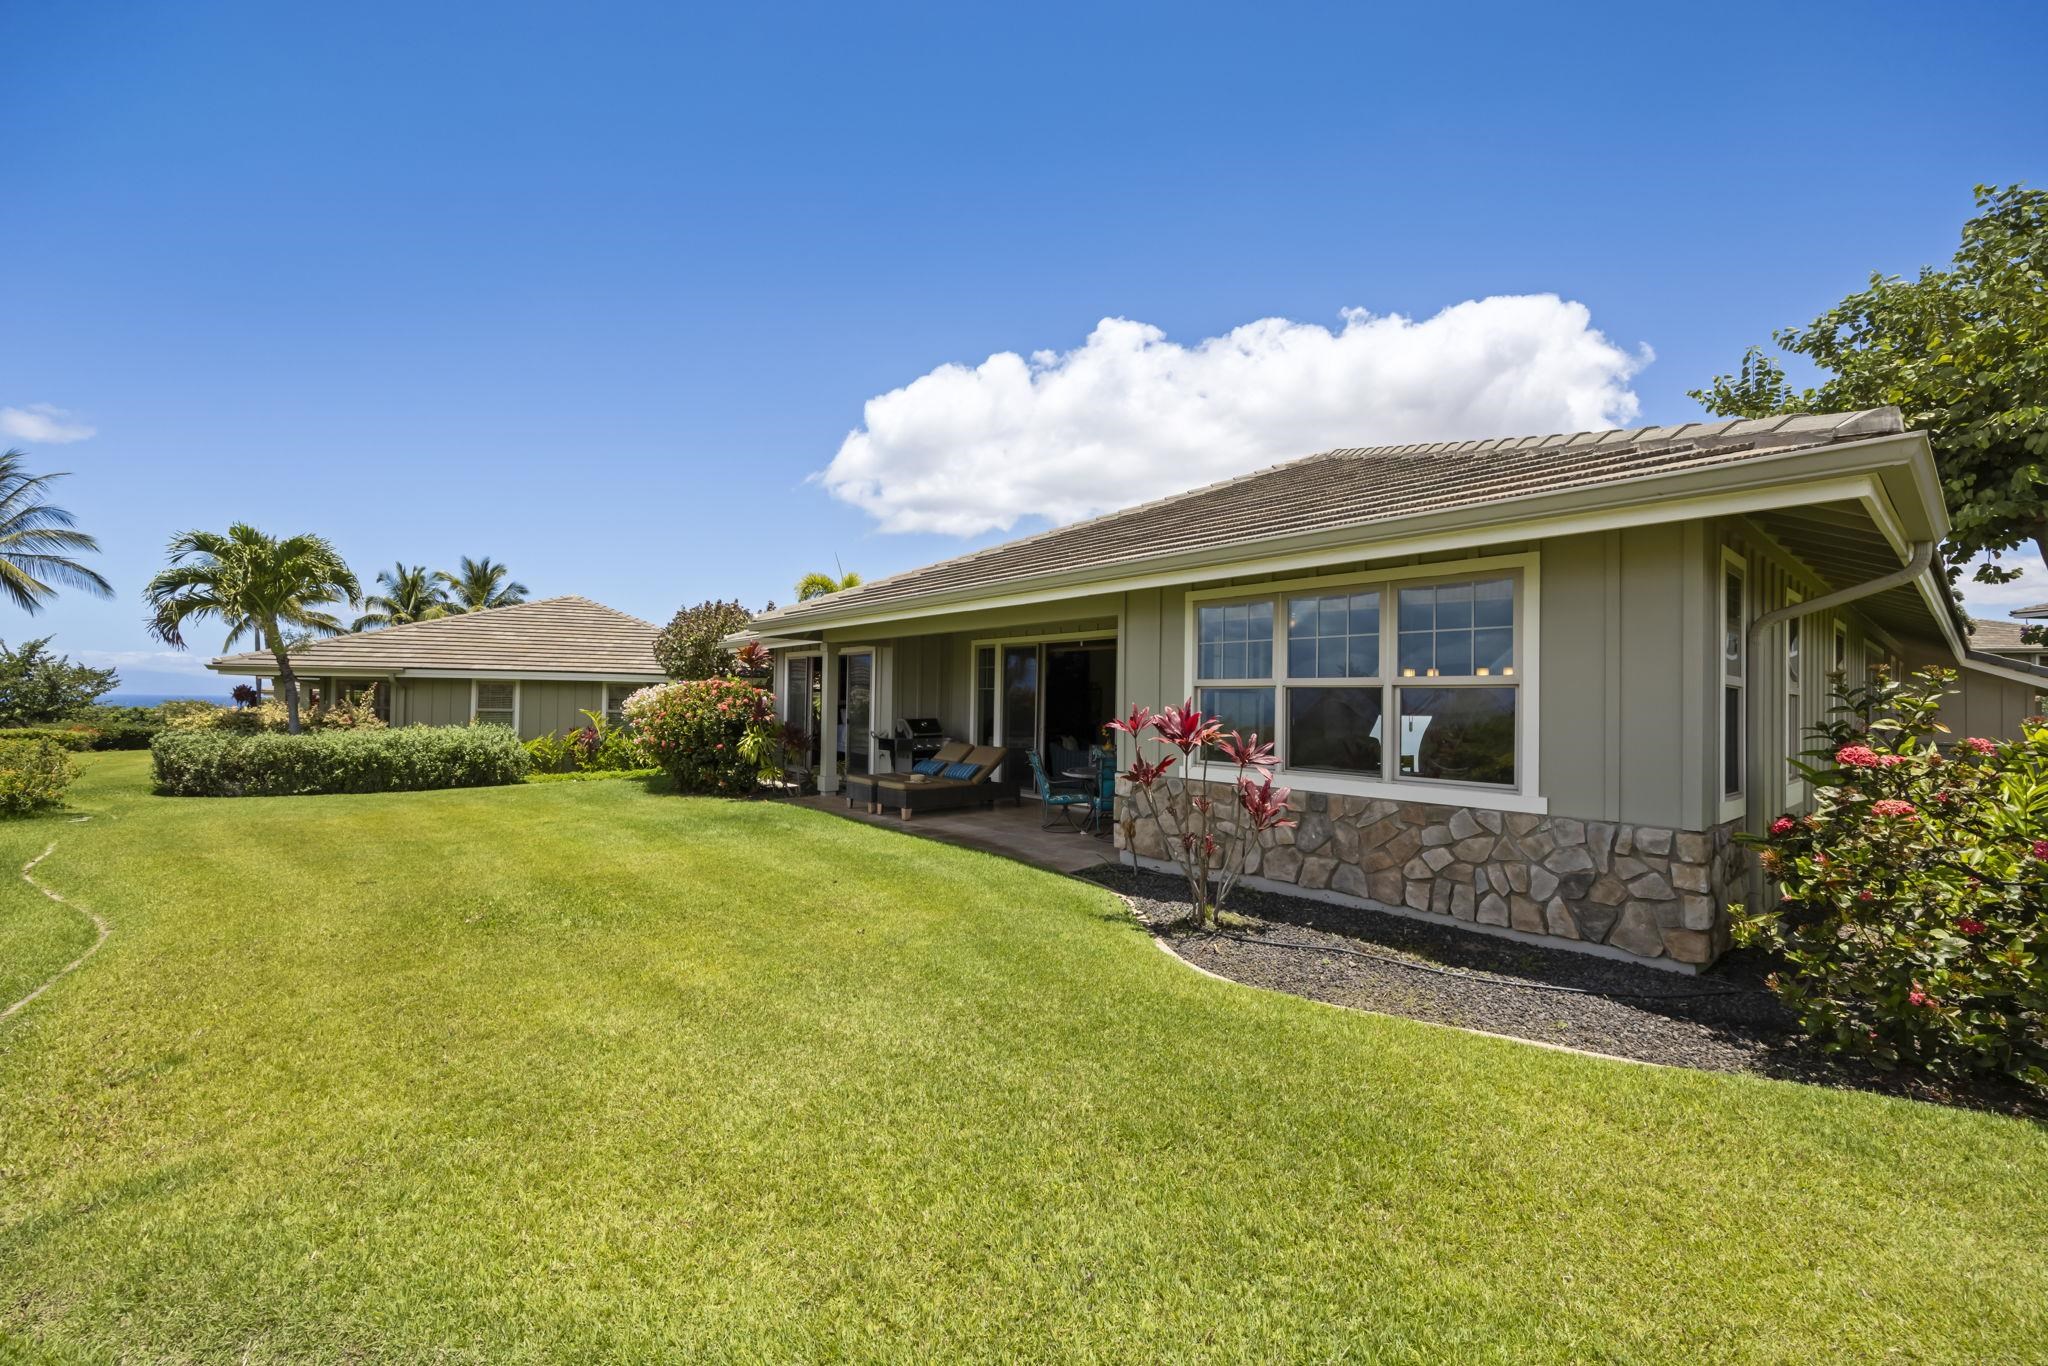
xmin=1743 ymin=540 xmax=1937 ymax=907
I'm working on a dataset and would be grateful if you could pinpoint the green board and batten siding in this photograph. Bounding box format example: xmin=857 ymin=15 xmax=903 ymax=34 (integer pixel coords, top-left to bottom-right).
xmin=802 ymin=524 xmax=2041 ymax=834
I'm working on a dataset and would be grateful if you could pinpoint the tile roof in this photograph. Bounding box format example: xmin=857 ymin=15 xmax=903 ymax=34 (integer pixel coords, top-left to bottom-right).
xmin=209 ymin=595 xmax=663 ymax=676
xmin=757 ymin=408 xmax=1908 ymax=627
xmin=2011 ymin=601 xmax=2048 ymax=619
xmin=1968 ymin=617 xmax=2042 ymax=653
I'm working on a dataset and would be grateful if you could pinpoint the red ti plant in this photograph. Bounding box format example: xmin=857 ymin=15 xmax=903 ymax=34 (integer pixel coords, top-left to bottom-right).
xmin=1109 ymin=699 xmax=1294 ymax=929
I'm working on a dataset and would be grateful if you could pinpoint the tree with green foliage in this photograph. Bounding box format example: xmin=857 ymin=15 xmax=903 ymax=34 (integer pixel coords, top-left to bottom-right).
xmin=143 ymin=525 xmax=361 ymax=734
xmin=352 ymin=563 xmax=453 ymax=631
xmin=1693 ymin=184 xmax=2048 ymax=592
xmin=0 ymin=637 xmax=119 ymax=726
xmin=795 ymin=569 xmax=862 ymax=601
xmin=0 ymin=449 xmax=113 ymax=613
xmin=653 ymin=598 xmax=759 ymax=680
xmin=438 ymin=556 xmax=529 ymax=612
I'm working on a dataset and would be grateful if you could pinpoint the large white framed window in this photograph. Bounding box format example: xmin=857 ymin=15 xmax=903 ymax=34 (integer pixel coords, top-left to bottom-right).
xmin=472 ymin=680 xmax=519 ymax=730
xmin=1186 ymin=555 xmax=1535 ymax=808
xmin=1721 ymin=550 xmax=1747 ymax=815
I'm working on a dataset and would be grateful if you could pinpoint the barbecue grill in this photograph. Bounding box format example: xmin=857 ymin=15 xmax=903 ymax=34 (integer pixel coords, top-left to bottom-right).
xmin=874 ymin=717 xmax=948 ymax=770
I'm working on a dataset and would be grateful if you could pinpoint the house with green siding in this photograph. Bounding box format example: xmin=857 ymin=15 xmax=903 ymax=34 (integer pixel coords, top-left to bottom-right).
xmin=207 ymin=596 xmax=664 ymax=740
xmin=742 ymin=408 xmax=2048 ymax=970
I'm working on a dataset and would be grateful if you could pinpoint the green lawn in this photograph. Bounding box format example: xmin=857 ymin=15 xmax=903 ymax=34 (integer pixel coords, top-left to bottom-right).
xmin=2 ymin=754 xmax=2044 ymax=1361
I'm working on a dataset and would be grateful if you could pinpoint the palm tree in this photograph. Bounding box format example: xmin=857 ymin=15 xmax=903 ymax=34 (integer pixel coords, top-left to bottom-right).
xmin=795 ymin=569 xmax=862 ymax=601
xmin=0 ymin=449 xmax=113 ymax=612
xmin=352 ymin=562 xmax=452 ymax=631
xmin=437 ymin=556 xmax=528 ymax=612
xmin=143 ymin=524 xmax=360 ymax=734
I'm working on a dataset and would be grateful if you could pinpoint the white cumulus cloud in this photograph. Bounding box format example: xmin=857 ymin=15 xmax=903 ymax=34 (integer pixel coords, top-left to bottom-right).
xmin=1958 ymin=552 xmax=2048 ymax=621
xmin=821 ymin=296 xmax=1651 ymax=536
xmin=0 ymin=403 xmax=96 ymax=444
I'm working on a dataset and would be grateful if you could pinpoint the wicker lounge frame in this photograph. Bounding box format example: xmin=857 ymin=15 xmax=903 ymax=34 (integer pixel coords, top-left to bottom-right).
xmin=844 ymin=742 xmax=1022 ymax=819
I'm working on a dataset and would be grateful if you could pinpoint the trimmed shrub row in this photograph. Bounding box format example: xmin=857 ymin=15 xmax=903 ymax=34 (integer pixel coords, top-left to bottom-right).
xmin=0 ymin=727 xmax=100 ymax=751
xmin=0 ymin=735 xmax=78 ymax=815
xmin=151 ymin=724 xmax=531 ymax=797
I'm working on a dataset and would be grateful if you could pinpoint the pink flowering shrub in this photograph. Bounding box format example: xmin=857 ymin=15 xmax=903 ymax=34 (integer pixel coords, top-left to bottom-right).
xmin=1111 ymin=700 xmax=1295 ymax=930
xmin=1740 ymin=667 xmax=2048 ymax=1088
xmin=623 ymin=677 xmax=778 ymax=795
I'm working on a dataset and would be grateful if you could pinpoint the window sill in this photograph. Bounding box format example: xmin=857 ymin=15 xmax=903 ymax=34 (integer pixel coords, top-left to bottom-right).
xmin=1176 ymin=763 xmax=1548 ymax=815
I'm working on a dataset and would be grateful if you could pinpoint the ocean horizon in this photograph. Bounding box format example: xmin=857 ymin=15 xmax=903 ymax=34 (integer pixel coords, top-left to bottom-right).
xmin=102 ymin=692 xmax=230 ymax=708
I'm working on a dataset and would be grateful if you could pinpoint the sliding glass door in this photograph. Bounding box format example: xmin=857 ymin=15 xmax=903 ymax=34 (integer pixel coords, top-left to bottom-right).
xmin=839 ymin=650 xmax=874 ymax=777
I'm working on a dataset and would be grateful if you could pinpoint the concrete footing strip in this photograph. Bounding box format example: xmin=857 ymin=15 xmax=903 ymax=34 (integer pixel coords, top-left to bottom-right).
xmin=2 ymin=842 xmax=111 ymax=1025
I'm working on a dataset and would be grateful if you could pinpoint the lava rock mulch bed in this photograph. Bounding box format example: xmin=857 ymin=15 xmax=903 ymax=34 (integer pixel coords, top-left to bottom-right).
xmin=1079 ymin=865 xmax=2044 ymax=1118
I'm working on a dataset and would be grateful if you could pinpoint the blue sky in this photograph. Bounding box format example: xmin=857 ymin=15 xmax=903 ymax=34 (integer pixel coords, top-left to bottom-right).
xmin=4 ymin=2 xmax=2045 ymax=696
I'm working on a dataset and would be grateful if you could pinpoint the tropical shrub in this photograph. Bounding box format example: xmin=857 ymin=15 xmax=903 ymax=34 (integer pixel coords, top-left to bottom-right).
xmin=0 ymin=636 xmax=119 ymax=727
xmin=525 ymin=730 xmax=575 ymax=773
xmin=623 ymin=678 xmax=778 ymax=795
xmin=652 ymin=599 xmax=759 ymax=680
xmin=312 ymin=686 xmax=386 ymax=730
xmin=1738 ymin=667 xmax=2048 ymax=1089
xmin=0 ymin=726 xmax=99 ymax=751
xmin=151 ymin=724 xmax=531 ymax=797
xmin=58 ymin=703 xmax=166 ymax=749
xmin=525 ymin=710 xmax=647 ymax=775
xmin=162 ymin=699 xmax=233 ymax=729
xmin=1110 ymin=700 xmax=1296 ymax=930
xmin=0 ymin=735 xmax=79 ymax=814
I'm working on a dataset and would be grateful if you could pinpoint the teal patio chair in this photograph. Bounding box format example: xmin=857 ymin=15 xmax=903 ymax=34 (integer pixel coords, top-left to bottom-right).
xmin=1024 ymin=749 xmax=1091 ymax=830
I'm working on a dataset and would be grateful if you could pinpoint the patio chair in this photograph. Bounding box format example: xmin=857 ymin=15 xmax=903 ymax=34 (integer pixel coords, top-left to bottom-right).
xmin=1076 ymin=748 xmax=1116 ymax=835
xmin=1024 ymin=749 xmax=1092 ymax=830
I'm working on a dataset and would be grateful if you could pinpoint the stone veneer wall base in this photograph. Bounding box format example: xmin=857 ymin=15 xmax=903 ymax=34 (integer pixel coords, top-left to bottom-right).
xmin=1120 ymin=852 xmax=1706 ymax=976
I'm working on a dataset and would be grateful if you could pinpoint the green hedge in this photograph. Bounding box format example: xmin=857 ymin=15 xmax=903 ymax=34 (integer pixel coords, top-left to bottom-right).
xmin=0 ymin=718 xmax=163 ymax=751
xmin=0 ymin=727 xmax=99 ymax=751
xmin=0 ymin=736 xmax=79 ymax=815
xmin=151 ymin=724 xmax=532 ymax=797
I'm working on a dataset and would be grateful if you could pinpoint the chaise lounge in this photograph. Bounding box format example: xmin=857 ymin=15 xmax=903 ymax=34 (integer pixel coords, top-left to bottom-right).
xmin=846 ymin=742 xmax=1021 ymax=819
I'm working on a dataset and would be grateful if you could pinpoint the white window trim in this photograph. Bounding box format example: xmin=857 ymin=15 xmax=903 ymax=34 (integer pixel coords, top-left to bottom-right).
xmin=1719 ymin=548 xmax=1748 ymax=824
xmin=775 ymin=649 xmax=824 ymax=731
xmin=965 ymin=630 xmax=1118 ymax=749
xmin=1784 ymin=589 xmax=1803 ymax=809
xmin=470 ymin=678 xmax=521 ymax=732
xmin=1182 ymin=552 xmax=1544 ymax=814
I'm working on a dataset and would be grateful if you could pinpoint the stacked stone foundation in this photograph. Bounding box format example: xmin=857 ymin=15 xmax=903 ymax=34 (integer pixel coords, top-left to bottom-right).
xmin=1117 ymin=780 xmax=1744 ymax=966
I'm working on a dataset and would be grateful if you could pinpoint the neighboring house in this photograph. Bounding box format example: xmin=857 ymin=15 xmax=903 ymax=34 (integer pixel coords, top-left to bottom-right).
xmin=208 ymin=595 xmax=664 ymax=740
xmin=1970 ymin=609 xmax=2048 ymax=670
xmin=743 ymin=408 xmax=2048 ymax=970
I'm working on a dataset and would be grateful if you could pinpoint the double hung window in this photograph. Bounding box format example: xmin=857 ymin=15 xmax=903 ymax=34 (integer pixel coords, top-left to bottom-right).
xmin=1193 ymin=572 xmax=1521 ymax=790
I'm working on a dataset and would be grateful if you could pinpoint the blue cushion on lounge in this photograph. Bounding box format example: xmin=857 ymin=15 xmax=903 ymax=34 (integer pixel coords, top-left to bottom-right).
xmin=912 ymin=758 xmax=946 ymax=775
xmin=941 ymin=761 xmax=981 ymax=781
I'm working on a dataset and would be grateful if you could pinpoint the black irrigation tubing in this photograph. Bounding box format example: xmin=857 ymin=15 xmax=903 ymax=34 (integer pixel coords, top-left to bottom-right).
xmin=1193 ymin=930 xmax=1759 ymax=1003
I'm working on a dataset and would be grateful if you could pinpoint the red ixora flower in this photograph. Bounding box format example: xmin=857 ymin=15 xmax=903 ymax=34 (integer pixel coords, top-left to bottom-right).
xmin=1961 ymin=736 xmax=1997 ymax=755
xmin=1869 ymin=798 xmax=1917 ymax=819
xmin=1956 ymin=917 xmax=1987 ymax=936
xmin=1769 ymin=816 xmax=1797 ymax=836
xmin=1836 ymin=744 xmax=1883 ymax=768
xmin=1907 ymin=987 xmax=1932 ymax=1007
xmin=2033 ymin=839 xmax=2048 ymax=860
